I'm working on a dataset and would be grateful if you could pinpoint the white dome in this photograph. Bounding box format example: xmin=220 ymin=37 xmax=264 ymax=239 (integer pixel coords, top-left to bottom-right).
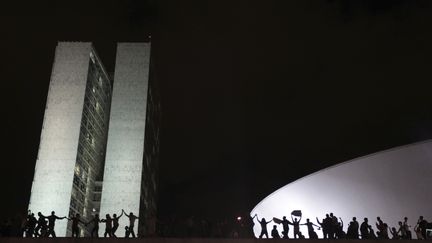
xmin=250 ymin=140 xmax=432 ymax=239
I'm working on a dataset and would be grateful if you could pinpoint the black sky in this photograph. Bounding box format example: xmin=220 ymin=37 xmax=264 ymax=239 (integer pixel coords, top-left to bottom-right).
xmin=1 ymin=0 xmax=432 ymax=220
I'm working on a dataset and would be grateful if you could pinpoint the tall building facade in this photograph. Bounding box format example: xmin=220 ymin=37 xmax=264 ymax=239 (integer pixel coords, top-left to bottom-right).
xmin=99 ymin=43 xmax=160 ymax=236
xmin=28 ymin=42 xmax=159 ymax=237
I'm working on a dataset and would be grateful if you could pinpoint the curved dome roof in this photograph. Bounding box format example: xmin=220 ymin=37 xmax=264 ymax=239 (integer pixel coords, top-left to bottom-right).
xmin=250 ymin=140 xmax=432 ymax=239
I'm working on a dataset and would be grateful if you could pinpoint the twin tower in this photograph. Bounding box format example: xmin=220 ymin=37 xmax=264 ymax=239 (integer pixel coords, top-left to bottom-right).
xmin=28 ymin=42 xmax=160 ymax=237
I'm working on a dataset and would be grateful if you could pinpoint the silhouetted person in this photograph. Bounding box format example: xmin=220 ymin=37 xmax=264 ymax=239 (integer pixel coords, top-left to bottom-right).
xmin=123 ymin=210 xmax=139 ymax=238
xmin=390 ymin=227 xmax=399 ymax=239
xmin=360 ymin=218 xmax=370 ymax=239
xmin=329 ymin=213 xmax=338 ymax=239
xmin=246 ymin=214 xmax=256 ymax=238
xmin=398 ymin=221 xmax=407 ymax=239
xmin=417 ymin=216 xmax=428 ymax=239
xmin=281 ymin=216 xmax=291 ymax=239
xmin=376 ymin=217 xmax=384 ymax=238
xmin=25 ymin=213 xmax=37 ymax=237
xmin=112 ymin=211 xmax=124 ymax=237
xmin=271 ymin=225 xmax=280 ymax=238
xmin=68 ymin=213 xmax=85 ymax=238
xmin=101 ymin=214 xmax=113 ymax=237
xmin=301 ymin=218 xmax=319 ymax=239
xmin=368 ymin=225 xmax=377 ymax=239
xmin=317 ymin=214 xmax=331 ymax=239
xmin=34 ymin=212 xmax=47 ymax=237
xmin=414 ymin=222 xmax=424 ymax=240
xmin=43 ymin=211 xmax=66 ymax=237
xmin=87 ymin=214 xmax=100 ymax=237
xmin=125 ymin=226 xmax=130 ymax=238
xmin=290 ymin=214 xmax=302 ymax=239
xmin=254 ymin=214 xmax=272 ymax=238
xmin=347 ymin=217 xmax=359 ymax=239
xmin=403 ymin=217 xmax=412 ymax=239
xmin=336 ymin=217 xmax=346 ymax=239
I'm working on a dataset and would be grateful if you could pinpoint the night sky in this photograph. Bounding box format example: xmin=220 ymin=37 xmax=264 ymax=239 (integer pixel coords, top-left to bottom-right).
xmin=2 ymin=0 xmax=432 ymax=220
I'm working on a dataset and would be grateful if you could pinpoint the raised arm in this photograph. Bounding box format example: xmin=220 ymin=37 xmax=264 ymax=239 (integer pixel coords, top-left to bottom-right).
xmin=339 ymin=218 xmax=343 ymax=228
xmin=123 ymin=209 xmax=130 ymax=218
xmin=118 ymin=211 xmax=124 ymax=219
xmin=316 ymin=217 xmax=322 ymax=225
xmin=266 ymin=219 xmax=273 ymax=224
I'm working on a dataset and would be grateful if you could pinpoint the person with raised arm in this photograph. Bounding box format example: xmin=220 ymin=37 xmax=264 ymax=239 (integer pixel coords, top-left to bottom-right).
xmin=301 ymin=218 xmax=320 ymax=239
xmin=112 ymin=211 xmax=124 ymax=237
xmin=253 ymin=214 xmax=272 ymax=238
xmin=335 ymin=217 xmax=346 ymax=239
xmin=317 ymin=214 xmax=331 ymax=239
xmin=291 ymin=212 xmax=302 ymax=239
xmin=42 ymin=211 xmax=66 ymax=237
xmin=123 ymin=209 xmax=139 ymax=238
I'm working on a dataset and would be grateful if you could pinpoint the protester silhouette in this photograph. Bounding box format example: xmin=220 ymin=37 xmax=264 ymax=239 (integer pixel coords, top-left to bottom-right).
xmin=87 ymin=214 xmax=100 ymax=237
xmin=245 ymin=214 xmax=256 ymax=238
xmin=271 ymin=225 xmax=280 ymax=238
xmin=368 ymin=225 xmax=377 ymax=239
xmin=414 ymin=222 xmax=424 ymax=240
xmin=317 ymin=214 xmax=331 ymax=239
xmin=329 ymin=213 xmax=338 ymax=239
xmin=290 ymin=213 xmax=302 ymax=239
xmin=281 ymin=216 xmax=291 ymax=239
xmin=335 ymin=217 xmax=346 ymax=239
xmin=68 ymin=213 xmax=85 ymax=238
xmin=25 ymin=213 xmax=37 ymax=237
xmin=125 ymin=226 xmax=130 ymax=238
xmin=101 ymin=214 xmax=113 ymax=237
xmin=123 ymin=209 xmax=139 ymax=238
xmin=301 ymin=218 xmax=320 ymax=239
xmin=254 ymin=214 xmax=272 ymax=238
xmin=417 ymin=216 xmax=428 ymax=239
xmin=34 ymin=212 xmax=47 ymax=237
xmin=360 ymin=218 xmax=370 ymax=239
xmin=42 ymin=211 xmax=66 ymax=237
xmin=112 ymin=211 xmax=124 ymax=237
xmin=397 ymin=221 xmax=407 ymax=239
xmin=347 ymin=217 xmax=359 ymax=239
xmin=390 ymin=226 xmax=399 ymax=239
xmin=403 ymin=217 xmax=412 ymax=239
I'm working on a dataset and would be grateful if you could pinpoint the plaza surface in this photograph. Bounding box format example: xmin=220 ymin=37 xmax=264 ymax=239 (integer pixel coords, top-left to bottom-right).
xmin=2 ymin=239 xmax=432 ymax=243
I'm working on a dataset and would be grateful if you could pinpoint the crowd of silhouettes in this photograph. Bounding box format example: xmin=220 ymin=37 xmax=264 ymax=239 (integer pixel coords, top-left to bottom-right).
xmin=12 ymin=209 xmax=139 ymax=238
xmin=253 ymin=212 xmax=432 ymax=240
xmin=1 ymin=210 xmax=431 ymax=239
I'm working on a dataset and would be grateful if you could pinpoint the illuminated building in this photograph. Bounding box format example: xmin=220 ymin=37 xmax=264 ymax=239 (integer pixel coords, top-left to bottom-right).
xmin=99 ymin=43 xmax=160 ymax=236
xmin=28 ymin=42 xmax=159 ymax=237
xmin=251 ymin=140 xmax=432 ymax=239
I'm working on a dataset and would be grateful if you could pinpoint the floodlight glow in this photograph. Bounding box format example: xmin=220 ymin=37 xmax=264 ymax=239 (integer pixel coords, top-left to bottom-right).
xmin=251 ymin=140 xmax=432 ymax=239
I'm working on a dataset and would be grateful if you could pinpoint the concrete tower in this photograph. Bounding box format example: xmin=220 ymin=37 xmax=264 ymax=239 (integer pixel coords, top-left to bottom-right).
xmin=28 ymin=42 xmax=159 ymax=237
xmin=99 ymin=43 xmax=159 ymax=237
xmin=28 ymin=42 xmax=112 ymax=236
